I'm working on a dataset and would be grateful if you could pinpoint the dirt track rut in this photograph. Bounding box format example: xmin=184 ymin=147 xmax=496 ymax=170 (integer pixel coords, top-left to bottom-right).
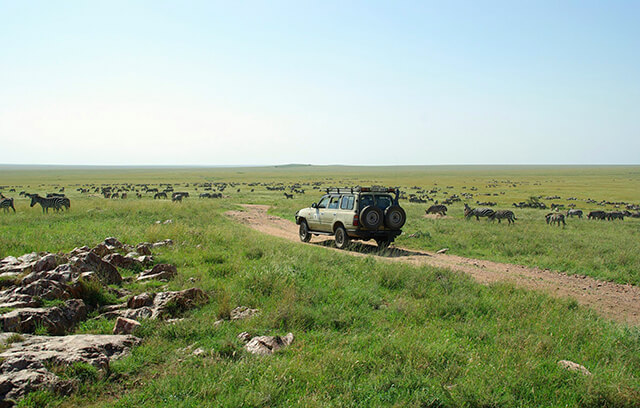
xmin=227 ymin=205 xmax=640 ymax=326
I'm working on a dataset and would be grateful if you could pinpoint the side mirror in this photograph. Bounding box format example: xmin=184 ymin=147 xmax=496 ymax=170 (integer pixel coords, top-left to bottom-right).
xmin=311 ymin=203 xmax=318 ymax=208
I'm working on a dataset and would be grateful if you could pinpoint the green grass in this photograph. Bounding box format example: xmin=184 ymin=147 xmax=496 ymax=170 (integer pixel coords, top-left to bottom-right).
xmin=0 ymin=165 xmax=639 ymax=407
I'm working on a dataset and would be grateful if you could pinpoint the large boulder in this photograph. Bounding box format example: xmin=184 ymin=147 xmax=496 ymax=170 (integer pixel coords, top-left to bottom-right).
xmin=0 ymin=299 xmax=87 ymax=335
xmin=126 ymin=292 xmax=155 ymax=309
xmin=0 ymin=333 xmax=139 ymax=403
xmin=137 ymin=264 xmax=177 ymax=282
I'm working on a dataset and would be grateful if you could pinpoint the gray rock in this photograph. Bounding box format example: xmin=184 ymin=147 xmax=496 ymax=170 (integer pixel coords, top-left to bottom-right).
xmin=103 ymin=237 xmax=123 ymax=248
xmin=71 ymin=252 xmax=122 ymax=285
xmin=0 ymin=299 xmax=87 ymax=335
xmin=113 ymin=317 xmax=141 ymax=335
xmin=244 ymin=333 xmax=294 ymax=356
xmin=558 ymin=360 xmax=592 ymax=375
xmin=230 ymin=306 xmax=259 ymax=321
xmin=0 ymin=333 xmax=139 ymax=402
xmin=137 ymin=264 xmax=177 ymax=282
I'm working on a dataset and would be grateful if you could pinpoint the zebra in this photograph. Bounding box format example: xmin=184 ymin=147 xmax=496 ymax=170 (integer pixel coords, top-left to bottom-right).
xmin=29 ymin=194 xmax=70 ymax=213
xmin=0 ymin=197 xmax=16 ymax=213
xmin=488 ymin=210 xmax=517 ymax=224
xmin=464 ymin=203 xmax=495 ymax=220
xmin=546 ymin=212 xmax=566 ymax=227
xmin=566 ymin=209 xmax=583 ymax=218
xmin=426 ymin=204 xmax=447 ymax=216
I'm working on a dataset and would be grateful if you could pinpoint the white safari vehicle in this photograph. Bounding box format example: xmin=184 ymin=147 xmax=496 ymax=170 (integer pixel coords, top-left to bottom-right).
xmin=294 ymin=187 xmax=406 ymax=249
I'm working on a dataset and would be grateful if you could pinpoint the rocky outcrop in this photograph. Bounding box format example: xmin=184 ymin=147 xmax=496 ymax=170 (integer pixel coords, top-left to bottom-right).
xmin=0 ymin=300 xmax=87 ymax=335
xmin=102 ymin=288 xmax=209 ymax=320
xmin=0 ymin=333 xmax=139 ymax=404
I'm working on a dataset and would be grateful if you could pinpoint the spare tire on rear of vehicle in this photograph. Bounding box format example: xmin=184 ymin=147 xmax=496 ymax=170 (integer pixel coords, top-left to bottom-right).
xmin=384 ymin=205 xmax=406 ymax=229
xmin=360 ymin=206 xmax=384 ymax=230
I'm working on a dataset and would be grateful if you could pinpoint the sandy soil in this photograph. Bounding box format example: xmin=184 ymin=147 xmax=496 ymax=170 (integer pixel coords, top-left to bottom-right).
xmin=227 ymin=205 xmax=640 ymax=326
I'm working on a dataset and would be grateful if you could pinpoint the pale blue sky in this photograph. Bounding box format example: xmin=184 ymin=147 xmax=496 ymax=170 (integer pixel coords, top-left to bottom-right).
xmin=1 ymin=1 xmax=638 ymax=165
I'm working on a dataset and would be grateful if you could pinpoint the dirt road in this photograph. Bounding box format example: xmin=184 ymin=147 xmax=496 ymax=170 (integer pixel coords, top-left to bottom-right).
xmin=227 ymin=205 xmax=640 ymax=326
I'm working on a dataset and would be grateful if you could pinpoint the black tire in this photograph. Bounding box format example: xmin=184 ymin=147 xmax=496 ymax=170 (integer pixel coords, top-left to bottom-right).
xmin=299 ymin=220 xmax=311 ymax=242
xmin=384 ymin=205 xmax=406 ymax=229
xmin=334 ymin=225 xmax=350 ymax=249
xmin=360 ymin=206 xmax=383 ymax=230
xmin=375 ymin=238 xmax=391 ymax=249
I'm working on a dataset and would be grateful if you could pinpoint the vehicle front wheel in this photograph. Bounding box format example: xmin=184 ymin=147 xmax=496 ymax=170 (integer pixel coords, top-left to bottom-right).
xmin=334 ymin=226 xmax=350 ymax=249
xmin=299 ymin=220 xmax=311 ymax=242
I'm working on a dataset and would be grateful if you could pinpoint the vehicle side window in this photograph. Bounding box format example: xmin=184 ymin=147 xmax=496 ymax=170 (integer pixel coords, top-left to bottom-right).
xmin=317 ymin=196 xmax=329 ymax=209
xmin=360 ymin=194 xmax=374 ymax=209
xmin=375 ymin=195 xmax=392 ymax=209
xmin=340 ymin=195 xmax=354 ymax=210
xmin=328 ymin=196 xmax=340 ymax=209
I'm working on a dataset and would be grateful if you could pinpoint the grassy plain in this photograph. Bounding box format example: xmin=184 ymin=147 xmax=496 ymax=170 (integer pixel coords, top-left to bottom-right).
xmin=1 ymin=165 xmax=640 ymax=407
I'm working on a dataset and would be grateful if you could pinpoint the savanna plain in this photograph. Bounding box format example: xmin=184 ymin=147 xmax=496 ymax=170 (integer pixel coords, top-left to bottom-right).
xmin=1 ymin=165 xmax=640 ymax=407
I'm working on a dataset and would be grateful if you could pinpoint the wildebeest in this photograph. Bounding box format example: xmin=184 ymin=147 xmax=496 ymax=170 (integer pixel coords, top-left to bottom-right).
xmin=464 ymin=203 xmax=495 ymax=220
xmin=154 ymin=192 xmax=167 ymax=199
xmin=546 ymin=212 xmax=566 ymax=227
xmin=488 ymin=210 xmax=516 ymax=224
xmin=566 ymin=209 xmax=583 ymax=218
xmin=588 ymin=211 xmax=606 ymax=220
xmin=607 ymin=211 xmax=624 ymax=221
xmin=426 ymin=204 xmax=447 ymax=216
xmin=284 ymin=193 xmax=294 ymax=199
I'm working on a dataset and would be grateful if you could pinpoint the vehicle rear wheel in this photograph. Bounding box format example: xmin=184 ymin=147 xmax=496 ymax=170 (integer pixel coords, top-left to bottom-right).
xmin=384 ymin=205 xmax=406 ymax=229
xmin=334 ymin=225 xmax=350 ymax=249
xmin=299 ymin=220 xmax=311 ymax=242
xmin=360 ymin=206 xmax=383 ymax=230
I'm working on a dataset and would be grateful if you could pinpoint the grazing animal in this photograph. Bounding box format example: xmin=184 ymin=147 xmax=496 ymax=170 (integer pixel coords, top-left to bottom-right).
xmin=172 ymin=193 xmax=186 ymax=202
xmin=566 ymin=209 xmax=583 ymax=218
xmin=154 ymin=192 xmax=167 ymax=199
xmin=283 ymin=193 xmax=294 ymax=199
xmin=588 ymin=211 xmax=606 ymax=220
xmin=488 ymin=210 xmax=516 ymax=224
xmin=426 ymin=204 xmax=447 ymax=216
xmin=546 ymin=212 xmax=566 ymax=227
xmin=464 ymin=203 xmax=495 ymax=220
xmin=0 ymin=197 xmax=16 ymax=213
xmin=29 ymin=194 xmax=70 ymax=213
xmin=607 ymin=211 xmax=624 ymax=221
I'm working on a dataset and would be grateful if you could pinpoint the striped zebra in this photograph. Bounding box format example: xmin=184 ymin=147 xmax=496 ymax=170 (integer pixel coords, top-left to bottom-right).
xmin=464 ymin=203 xmax=495 ymax=220
xmin=488 ymin=210 xmax=517 ymax=224
xmin=546 ymin=212 xmax=566 ymax=227
xmin=0 ymin=197 xmax=15 ymax=213
xmin=29 ymin=194 xmax=70 ymax=213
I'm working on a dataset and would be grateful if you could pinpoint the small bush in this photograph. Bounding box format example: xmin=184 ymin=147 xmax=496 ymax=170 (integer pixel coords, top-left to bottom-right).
xmin=77 ymin=278 xmax=118 ymax=309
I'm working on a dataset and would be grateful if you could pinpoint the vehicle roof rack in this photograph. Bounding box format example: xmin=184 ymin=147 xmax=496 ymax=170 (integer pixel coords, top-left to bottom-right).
xmin=325 ymin=186 xmax=398 ymax=194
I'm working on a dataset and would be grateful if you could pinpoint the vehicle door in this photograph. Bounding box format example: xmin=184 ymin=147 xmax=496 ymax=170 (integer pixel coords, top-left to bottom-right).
xmin=339 ymin=194 xmax=355 ymax=229
xmin=320 ymin=195 xmax=341 ymax=231
xmin=308 ymin=195 xmax=329 ymax=230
